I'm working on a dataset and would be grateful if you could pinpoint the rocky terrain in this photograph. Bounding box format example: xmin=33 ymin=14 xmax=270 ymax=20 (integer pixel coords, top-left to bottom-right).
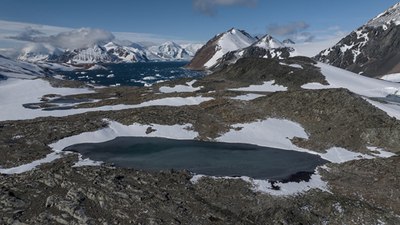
xmin=1 ymin=154 xmax=399 ymax=225
xmin=315 ymin=3 xmax=400 ymax=77
xmin=1 ymin=56 xmax=400 ymax=224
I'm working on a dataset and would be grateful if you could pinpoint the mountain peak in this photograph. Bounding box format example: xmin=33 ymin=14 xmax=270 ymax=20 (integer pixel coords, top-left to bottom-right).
xmin=187 ymin=28 xmax=256 ymax=70
xmin=149 ymin=42 xmax=190 ymax=61
xmin=161 ymin=41 xmax=180 ymax=48
xmin=223 ymin=28 xmax=254 ymax=40
xmin=227 ymin=27 xmax=237 ymax=31
xmin=252 ymin=34 xmax=284 ymax=49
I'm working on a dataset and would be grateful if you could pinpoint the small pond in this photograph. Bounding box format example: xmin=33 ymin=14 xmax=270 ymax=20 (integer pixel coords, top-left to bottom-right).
xmin=64 ymin=137 xmax=328 ymax=181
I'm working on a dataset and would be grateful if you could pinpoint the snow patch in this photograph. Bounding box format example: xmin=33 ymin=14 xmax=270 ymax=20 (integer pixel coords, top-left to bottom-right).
xmin=380 ymin=73 xmax=400 ymax=83
xmin=0 ymin=152 xmax=61 ymax=174
xmin=50 ymin=121 xmax=198 ymax=152
xmin=367 ymin=146 xmax=396 ymax=158
xmin=190 ymin=169 xmax=329 ymax=196
xmin=217 ymin=118 xmax=396 ymax=163
xmin=72 ymin=155 xmax=103 ymax=167
xmin=159 ymin=80 xmax=202 ymax=93
xmin=229 ymin=80 xmax=287 ymax=92
xmin=301 ymin=82 xmax=331 ymax=90
xmin=317 ymin=63 xmax=400 ymax=98
xmin=0 ymin=78 xmax=213 ymax=121
xmin=322 ymin=147 xmax=374 ymax=163
xmin=279 ymin=62 xmax=303 ymax=69
xmin=230 ymin=93 xmax=265 ymax=101
xmin=0 ymin=121 xmax=199 ymax=174
xmin=217 ymin=119 xmax=308 ymax=152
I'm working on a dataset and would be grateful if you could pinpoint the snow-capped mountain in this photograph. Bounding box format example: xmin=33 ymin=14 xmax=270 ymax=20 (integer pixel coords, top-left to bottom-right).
xmin=189 ymin=32 xmax=294 ymax=70
xmin=314 ymin=2 xmax=400 ymax=77
xmin=17 ymin=41 xmax=199 ymax=65
xmin=148 ymin=41 xmax=191 ymax=61
xmin=18 ymin=43 xmax=63 ymax=63
xmin=104 ymin=42 xmax=148 ymax=62
xmin=0 ymin=54 xmax=46 ymax=79
xmin=186 ymin=28 xmax=256 ymax=70
xmin=66 ymin=45 xmax=114 ymax=64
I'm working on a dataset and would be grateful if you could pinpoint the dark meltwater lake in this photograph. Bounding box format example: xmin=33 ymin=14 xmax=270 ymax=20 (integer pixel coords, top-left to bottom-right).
xmin=58 ymin=61 xmax=204 ymax=86
xmin=64 ymin=137 xmax=327 ymax=181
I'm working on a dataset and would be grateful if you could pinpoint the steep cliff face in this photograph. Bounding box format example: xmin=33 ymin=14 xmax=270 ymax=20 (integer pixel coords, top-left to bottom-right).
xmin=315 ymin=3 xmax=400 ymax=77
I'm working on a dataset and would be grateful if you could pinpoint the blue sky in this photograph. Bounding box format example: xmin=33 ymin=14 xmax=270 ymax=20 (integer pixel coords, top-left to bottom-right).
xmin=0 ymin=0 xmax=399 ymax=43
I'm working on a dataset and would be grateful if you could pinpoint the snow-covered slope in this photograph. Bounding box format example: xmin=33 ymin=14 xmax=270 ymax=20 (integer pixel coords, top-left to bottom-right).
xmin=302 ymin=62 xmax=400 ymax=119
xmin=0 ymin=55 xmax=45 ymax=79
xmin=315 ymin=3 xmax=400 ymax=77
xmin=309 ymin=63 xmax=400 ymax=98
xmin=187 ymin=28 xmax=256 ymax=70
xmin=149 ymin=41 xmax=191 ymax=61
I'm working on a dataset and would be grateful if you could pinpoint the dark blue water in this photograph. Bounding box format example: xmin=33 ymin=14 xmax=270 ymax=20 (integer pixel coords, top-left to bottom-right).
xmin=64 ymin=137 xmax=327 ymax=181
xmin=57 ymin=62 xmax=204 ymax=87
xmin=383 ymin=94 xmax=400 ymax=104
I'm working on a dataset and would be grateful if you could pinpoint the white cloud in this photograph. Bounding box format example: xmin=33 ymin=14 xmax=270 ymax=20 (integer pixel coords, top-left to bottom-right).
xmin=267 ymin=22 xmax=310 ymax=36
xmin=49 ymin=28 xmax=115 ymax=49
xmin=0 ymin=20 xmax=199 ymax=57
xmin=193 ymin=0 xmax=258 ymax=16
xmin=8 ymin=27 xmax=115 ymax=49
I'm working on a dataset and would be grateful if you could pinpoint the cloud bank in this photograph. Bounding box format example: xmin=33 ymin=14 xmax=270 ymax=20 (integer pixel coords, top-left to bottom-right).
xmin=8 ymin=27 xmax=115 ymax=49
xmin=267 ymin=21 xmax=316 ymax=42
xmin=267 ymin=21 xmax=310 ymax=36
xmin=193 ymin=0 xmax=258 ymax=16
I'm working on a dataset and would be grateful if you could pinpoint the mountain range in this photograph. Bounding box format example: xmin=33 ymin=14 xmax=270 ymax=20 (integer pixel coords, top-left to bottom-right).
xmin=187 ymin=29 xmax=295 ymax=70
xmin=3 ymin=2 xmax=400 ymax=81
xmin=17 ymin=41 xmax=202 ymax=65
xmin=187 ymin=2 xmax=400 ymax=79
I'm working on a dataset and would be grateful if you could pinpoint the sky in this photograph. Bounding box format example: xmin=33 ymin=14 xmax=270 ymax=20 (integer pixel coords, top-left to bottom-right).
xmin=0 ymin=0 xmax=399 ymax=49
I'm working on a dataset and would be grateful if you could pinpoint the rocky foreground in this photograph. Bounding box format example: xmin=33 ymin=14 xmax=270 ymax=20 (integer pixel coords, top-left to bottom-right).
xmin=1 ymin=155 xmax=399 ymax=225
xmin=1 ymin=57 xmax=400 ymax=224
